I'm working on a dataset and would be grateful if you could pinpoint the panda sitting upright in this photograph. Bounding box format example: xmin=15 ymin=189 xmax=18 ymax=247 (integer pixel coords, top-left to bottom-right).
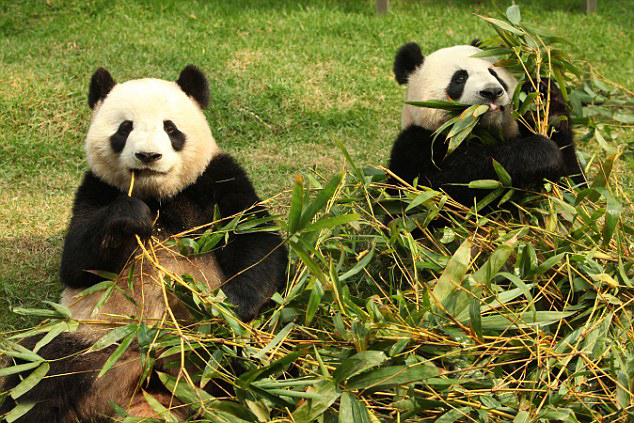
xmin=388 ymin=41 xmax=584 ymax=208
xmin=1 ymin=66 xmax=287 ymax=422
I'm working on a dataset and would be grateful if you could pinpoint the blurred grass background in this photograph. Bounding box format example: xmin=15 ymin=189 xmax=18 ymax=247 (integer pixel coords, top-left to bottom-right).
xmin=0 ymin=0 xmax=632 ymax=330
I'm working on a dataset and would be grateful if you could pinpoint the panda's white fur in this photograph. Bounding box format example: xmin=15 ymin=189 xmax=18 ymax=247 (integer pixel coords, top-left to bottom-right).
xmin=401 ymin=45 xmax=519 ymax=137
xmin=87 ymin=78 xmax=220 ymax=199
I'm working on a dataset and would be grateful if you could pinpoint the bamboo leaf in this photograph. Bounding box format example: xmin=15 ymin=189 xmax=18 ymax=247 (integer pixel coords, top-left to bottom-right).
xmin=346 ymin=364 xmax=440 ymax=391
xmin=97 ymin=331 xmax=136 ymax=378
xmin=300 ymin=213 xmax=360 ymax=233
xmin=10 ymin=362 xmax=50 ymax=399
xmin=291 ymin=381 xmax=340 ymax=423
xmin=334 ymin=350 xmax=388 ymax=383
xmin=506 ymin=5 xmax=521 ymax=25
xmin=297 ymin=173 xmax=343 ymax=231
xmin=288 ymin=174 xmax=304 ymax=234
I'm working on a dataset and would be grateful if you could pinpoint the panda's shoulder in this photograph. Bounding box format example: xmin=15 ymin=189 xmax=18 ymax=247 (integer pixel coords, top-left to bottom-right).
xmin=74 ymin=171 xmax=121 ymax=205
xmin=187 ymin=152 xmax=256 ymax=197
xmin=392 ymin=125 xmax=436 ymax=151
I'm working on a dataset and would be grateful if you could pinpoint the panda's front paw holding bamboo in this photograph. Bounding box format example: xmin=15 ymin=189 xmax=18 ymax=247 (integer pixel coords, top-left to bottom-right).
xmin=106 ymin=196 xmax=153 ymax=242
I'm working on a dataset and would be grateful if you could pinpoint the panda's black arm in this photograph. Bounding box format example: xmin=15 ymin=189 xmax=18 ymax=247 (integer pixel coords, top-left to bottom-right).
xmin=60 ymin=172 xmax=152 ymax=288
xmin=429 ymin=134 xmax=568 ymax=207
xmin=199 ymin=153 xmax=287 ymax=321
xmin=519 ymin=79 xmax=586 ymax=186
xmin=387 ymin=124 xmax=449 ymax=187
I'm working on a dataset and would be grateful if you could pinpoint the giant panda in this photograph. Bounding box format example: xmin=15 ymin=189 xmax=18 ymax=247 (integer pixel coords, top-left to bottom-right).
xmin=388 ymin=41 xmax=584 ymax=209
xmin=1 ymin=65 xmax=287 ymax=422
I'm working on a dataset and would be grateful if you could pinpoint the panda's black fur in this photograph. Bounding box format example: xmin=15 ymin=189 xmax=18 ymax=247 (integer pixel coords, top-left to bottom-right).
xmin=388 ymin=41 xmax=584 ymax=209
xmin=1 ymin=66 xmax=287 ymax=422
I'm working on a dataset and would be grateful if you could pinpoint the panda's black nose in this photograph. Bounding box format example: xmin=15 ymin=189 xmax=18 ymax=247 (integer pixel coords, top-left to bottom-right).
xmin=480 ymin=86 xmax=504 ymax=101
xmin=135 ymin=152 xmax=163 ymax=163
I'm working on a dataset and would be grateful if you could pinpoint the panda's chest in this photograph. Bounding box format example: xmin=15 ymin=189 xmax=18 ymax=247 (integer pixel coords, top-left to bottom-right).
xmin=149 ymin=195 xmax=216 ymax=238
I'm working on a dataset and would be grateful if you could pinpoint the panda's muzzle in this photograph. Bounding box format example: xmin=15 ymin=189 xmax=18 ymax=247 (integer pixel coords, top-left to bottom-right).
xmin=479 ymin=85 xmax=504 ymax=102
xmin=135 ymin=151 xmax=163 ymax=163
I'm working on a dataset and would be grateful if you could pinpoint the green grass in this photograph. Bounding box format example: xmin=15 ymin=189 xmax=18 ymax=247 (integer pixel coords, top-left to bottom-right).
xmin=0 ymin=0 xmax=631 ymax=327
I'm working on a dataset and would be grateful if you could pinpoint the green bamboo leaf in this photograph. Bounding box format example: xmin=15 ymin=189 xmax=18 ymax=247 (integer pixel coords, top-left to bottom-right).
xmin=297 ymin=173 xmax=343 ymax=231
xmin=72 ymin=280 xmax=116 ymax=298
xmin=518 ymin=92 xmax=538 ymax=116
xmin=291 ymin=381 xmax=339 ymax=423
xmin=514 ymin=410 xmax=531 ymax=423
xmin=290 ymin=240 xmax=328 ymax=285
xmin=334 ymin=350 xmax=388 ymax=383
xmin=340 ymin=245 xmax=375 ymax=281
xmin=300 ymin=213 xmax=360 ymax=233
xmin=10 ymin=362 xmax=50 ymax=399
xmin=447 ymin=119 xmax=478 ymax=155
xmin=616 ymin=370 xmax=629 ymax=409
xmin=339 ymin=392 xmax=373 ymax=423
xmin=492 ymin=159 xmax=512 ymax=186
xmin=461 ymin=311 xmax=574 ymax=330
xmin=158 ymin=371 xmax=213 ymax=408
xmin=598 ymin=188 xmax=622 ymax=247
xmin=98 ymin=331 xmax=136 ymax=378
xmin=4 ymin=401 xmax=37 ymax=423
xmin=305 ymin=279 xmax=324 ymax=325
xmin=288 ymin=174 xmax=304 ymax=234
xmin=437 ymin=406 xmax=473 ymax=423
xmin=88 ymin=324 xmax=137 ymax=353
xmin=468 ymin=179 xmax=503 ymax=189
xmin=405 ymin=191 xmax=438 ymax=212
xmin=534 ymin=253 xmax=565 ymax=276
xmin=346 ymin=363 xmax=440 ymax=391
xmin=405 ymin=100 xmax=468 ymax=112
xmin=469 ymin=298 xmax=483 ymax=342
xmin=506 ymin=5 xmax=521 ymax=24
xmin=477 ymin=15 xmax=525 ymax=35
xmin=470 ymin=48 xmax=513 ymax=58
xmin=253 ymin=322 xmax=294 ymax=359
xmin=552 ymin=66 xmax=569 ymax=102
xmin=433 ymin=237 xmax=471 ymax=312
xmin=33 ymin=321 xmax=71 ymax=353
xmin=41 ymin=301 xmax=72 ymax=320
xmin=0 ymin=361 xmax=42 ymax=378
xmin=142 ymin=391 xmax=180 ymax=423
xmin=10 ymin=307 xmax=65 ymax=319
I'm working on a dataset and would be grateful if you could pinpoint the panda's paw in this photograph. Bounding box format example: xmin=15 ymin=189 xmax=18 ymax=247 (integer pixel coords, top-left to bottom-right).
xmin=107 ymin=196 xmax=153 ymax=239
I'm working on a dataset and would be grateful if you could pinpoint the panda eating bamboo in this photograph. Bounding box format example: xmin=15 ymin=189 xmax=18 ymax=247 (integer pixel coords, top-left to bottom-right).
xmin=1 ymin=65 xmax=287 ymax=422
xmin=388 ymin=40 xmax=585 ymax=208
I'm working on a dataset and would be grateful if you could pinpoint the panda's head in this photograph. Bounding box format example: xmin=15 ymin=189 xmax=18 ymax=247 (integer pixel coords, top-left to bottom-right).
xmin=394 ymin=41 xmax=519 ymax=136
xmin=85 ymin=65 xmax=220 ymax=199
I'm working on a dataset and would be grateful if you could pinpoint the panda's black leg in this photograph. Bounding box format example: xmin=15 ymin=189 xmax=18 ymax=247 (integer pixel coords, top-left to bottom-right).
xmin=217 ymin=232 xmax=287 ymax=321
xmin=201 ymin=153 xmax=288 ymax=321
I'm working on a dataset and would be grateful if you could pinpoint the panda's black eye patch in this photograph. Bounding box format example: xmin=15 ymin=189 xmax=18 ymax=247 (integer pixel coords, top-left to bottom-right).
xmin=488 ymin=68 xmax=508 ymax=92
xmin=446 ymin=70 xmax=469 ymax=101
xmin=110 ymin=120 xmax=133 ymax=153
xmin=164 ymin=120 xmax=186 ymax=151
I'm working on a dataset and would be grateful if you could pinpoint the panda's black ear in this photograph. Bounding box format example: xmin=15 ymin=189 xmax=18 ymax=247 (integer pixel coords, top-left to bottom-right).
xmin=88 ymin=68 xmax=116 ymax=109
xmin=176 ymin=65 xmax=210 ymax=109
xmin=393 ymin=42 xmax=424 ymax=85
xmin=471 ymin=38 xmax=483 ymax=48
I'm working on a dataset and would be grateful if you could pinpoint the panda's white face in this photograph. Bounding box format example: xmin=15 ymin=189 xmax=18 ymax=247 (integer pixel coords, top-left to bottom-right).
xmin=402 ymin=45 xmax=518 ymax=136
xmin=86 ymin=78 xmax=219 ymax=199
